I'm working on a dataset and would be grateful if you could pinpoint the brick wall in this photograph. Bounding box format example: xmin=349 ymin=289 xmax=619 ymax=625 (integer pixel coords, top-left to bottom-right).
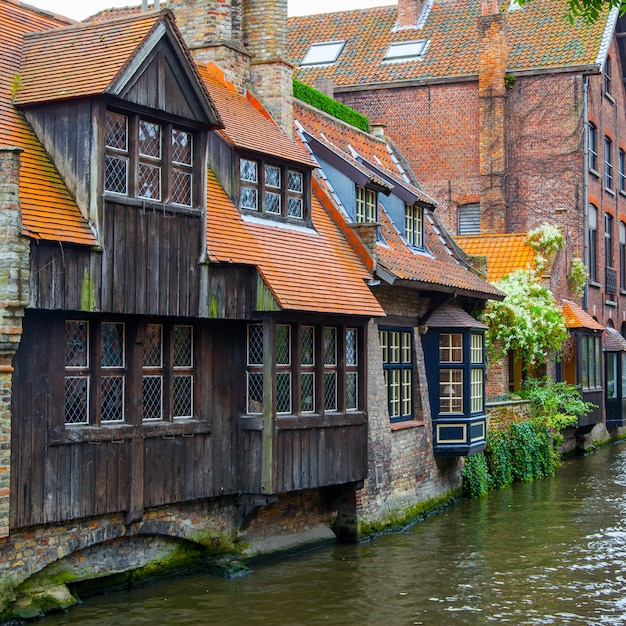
xmin=0 ymin=148 xmax=29 ymax=541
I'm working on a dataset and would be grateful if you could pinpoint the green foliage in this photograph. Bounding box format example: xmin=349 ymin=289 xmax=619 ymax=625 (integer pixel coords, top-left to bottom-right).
xmin=293 ymin=79 xmax=370 ymax=132
xmin=504 ymin=74 xmax=517 ymax=90
xmin=461 ymin=453 xmax=489 ymax=498
xmin=526 ymin=223 xmax=564 ymax=272
xmin=485 ymin=429 xmax=513 ymax=490
xmin=520 ymin=377 xmax=595 ymax=424
xmin=483 ymin=269 xmax=568 ymax=368
xmin=517 ymin=0 xmax=620 ymax=24
xmin=509 ymin=421 xmax=554 ymax=481
xmin=569 ymin=257 xmax=588 ymax=297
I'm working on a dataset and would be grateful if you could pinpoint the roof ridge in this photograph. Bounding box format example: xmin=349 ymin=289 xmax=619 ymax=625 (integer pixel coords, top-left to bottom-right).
xmin=1 ymin=0 xmax=75 ymax=25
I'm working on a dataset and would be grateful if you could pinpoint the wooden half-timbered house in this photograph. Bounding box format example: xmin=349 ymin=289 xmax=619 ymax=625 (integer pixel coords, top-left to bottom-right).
xmin=0 ymin=2 xmax=385 ymax=616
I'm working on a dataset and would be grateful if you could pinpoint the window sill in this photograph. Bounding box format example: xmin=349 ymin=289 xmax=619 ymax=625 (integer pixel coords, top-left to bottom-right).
xmin=605 ymin=92 xmax=616 ymax=104
xmin=390 ymin=419 xmax=424 ymax=431
xmin=589 ymin=168 xmax=601 ymax=179
xmin=605 ymin=188 xmax=616 ymax=197
xmin=605 ymin=298 xmax=617 ymax=306
xmin=103 ymin=193 xmax=202 ymax=217
xmin=619 ymin=190 xmax=626 ymax=198
xmin=49 ymin=419 xmax=211 ymax=445
xmin=589 ymin=280 xmax=602 ymax=289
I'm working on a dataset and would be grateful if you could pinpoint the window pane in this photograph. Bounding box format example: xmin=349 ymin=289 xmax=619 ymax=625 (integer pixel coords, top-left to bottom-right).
xmin=607 ymin=353 xmax=617 ymax=399
xmin=65 ymin=321 xmax=89 ymax=367
xmin=389 ymin=369 xmax=400 ymax=417
xmin=172 ymin=170 xmax=192 ymax=206
xmin=276 ymin=325 xmax=290 ymax=365
xmin=276 ymin=372 xmax=291 ymax=414
xmin=265 ymin=191 xmax=281 ymax=214
xmin=65 ymin=376 xmax=89 ymax=424
xmin=104 ymin=155 xmax=128 ymax=194
xmin=105 ymin=111 xmax=127 ymax=150
xmin=288 ymin=171 xmax=303 ymax=192
xmin=240 ymin=159 xmax=257 ymax=182
xmin=241 ymin=187 xmax=258 ymax=210
xmin=595 ymin=337 xmax=601 ymax=388
xmin=247 ymin=372 xmax=264 ymax=414
xmin=346 ymin=328 xmax=357 ymax=366
xmin=346 ymin=372 xmax=358 ymax=410
xmin=301 ymin=326 xmax=314 ymax=365
xmin=324 ymin=372 xmax=337 ymax=411
xmin=324 ymin=327 xmax=337 ymax=365
xmin=248 ymin=324 xmax=264 ymax=365
xmin=138 ymin=163 xmax=161 ymax=200
xmin=142 ymin=375 xmax=163 ymax=420
xmin=622 ymin=353 xmax=626 ymax=399
xmin=439 ymin=333 xmax=463 ymax=363
xmin=390 ymin=331 xmax=401 ymax=363
xmin=101 ymin=322 xmax=124 ymax=368
xmin=401 ymin=368 xmax=411 ymax=416
xmin=173 ymin=375 xmax=193 ymax=417
xmin=139 ymin=120 xmax=161 ymax=158
xmin=143 ymin=324 xmax=163 ymax=367
xmin=287 ymin=197 xmax=303 ymax=218
xmin=301 ymin=372 xmax=315 ymax=412
xmin=379 ymin=330 xmax=388 ymax=364
xmin=101 ymin=376 xmax=124 ymax=422
xmin=265 ymin=165 xmax=280 ymax=188
xmin=440 ymin=369 xmax=463 ymax=413
xmin=172 ymin=129 xmax=192 ymax=165
xmin=470 ymin=334 xmax=483 ymax=364
xmin=401 ymin=331 xmax=411 ymax=363
xmin=173 ymin=325 xmax=192 ymax=367
xmin=471 ymin=368 xmax=483 ymax=412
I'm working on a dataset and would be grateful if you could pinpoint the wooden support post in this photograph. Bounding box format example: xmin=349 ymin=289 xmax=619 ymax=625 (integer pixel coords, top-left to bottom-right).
xmin=261 ymin=317 xmax=275 ymax=494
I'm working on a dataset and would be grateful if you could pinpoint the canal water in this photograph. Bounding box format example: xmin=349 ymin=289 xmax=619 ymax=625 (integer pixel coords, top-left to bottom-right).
xmin=39 ymin=442 xmax=626 ymax=625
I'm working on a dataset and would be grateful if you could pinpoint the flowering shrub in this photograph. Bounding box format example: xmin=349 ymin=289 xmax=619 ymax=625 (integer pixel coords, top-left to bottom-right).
xmin=483 ymin=269 xmax=568 ymax=368
xmin=526 ymin=223 xmax=564 ymax=272
xmin=569 ymin=257 xmax=588 ymax=296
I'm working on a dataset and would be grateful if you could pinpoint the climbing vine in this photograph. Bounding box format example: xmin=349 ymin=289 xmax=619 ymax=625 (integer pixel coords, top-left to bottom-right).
xmin=569 ymin=257 xmax=588 ymax=296
xmin=482 ymin=269 xmax=568 ymax=368
xmin=526 ymin=223 xmax=564 ymax=273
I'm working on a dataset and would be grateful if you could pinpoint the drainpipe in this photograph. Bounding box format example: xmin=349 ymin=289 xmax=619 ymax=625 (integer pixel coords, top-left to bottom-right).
xmin=582 ymin=75 xmax=589 ymax=311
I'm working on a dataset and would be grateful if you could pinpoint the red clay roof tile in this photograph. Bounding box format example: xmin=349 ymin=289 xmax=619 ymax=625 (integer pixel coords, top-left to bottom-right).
xmin=1 ymin=0 xmax=96 ymax=245
xmin=562 ymin=299 xmax=604 ymax=330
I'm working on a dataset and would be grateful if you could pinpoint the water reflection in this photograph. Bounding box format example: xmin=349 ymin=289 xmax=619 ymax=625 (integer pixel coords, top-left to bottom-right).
xmin=39 ymin=444 xmax=626 ymax=625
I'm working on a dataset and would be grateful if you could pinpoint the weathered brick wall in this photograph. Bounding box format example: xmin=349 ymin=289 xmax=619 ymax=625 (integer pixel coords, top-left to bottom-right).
xmin=486 ymin=399 xmax=532 ymax=431
xmin=0 ymin=148 xmax=29 ymax=541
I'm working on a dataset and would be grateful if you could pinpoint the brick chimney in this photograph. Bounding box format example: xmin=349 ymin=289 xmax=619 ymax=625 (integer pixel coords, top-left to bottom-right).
xmin=397 ymin=0 xmax=426 ymax=28
xmin=167 ymin=0 xmax=251 ymax=94
xmin=477 ymin=0 xmax=507 ymax=233
xmin=243 ymin=0 xmax=294 ymax=136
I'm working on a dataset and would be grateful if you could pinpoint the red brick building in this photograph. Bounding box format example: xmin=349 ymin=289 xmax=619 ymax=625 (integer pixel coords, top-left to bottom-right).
xmin=289 ymin=0 xmax=626 ymax=431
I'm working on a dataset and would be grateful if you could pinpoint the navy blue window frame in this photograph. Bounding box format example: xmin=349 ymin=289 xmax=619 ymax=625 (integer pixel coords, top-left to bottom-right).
xmin=379 ymin=326 xmax=414 ymax=423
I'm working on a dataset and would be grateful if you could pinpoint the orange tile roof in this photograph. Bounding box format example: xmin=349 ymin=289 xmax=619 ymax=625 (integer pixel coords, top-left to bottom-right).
xmin=205 ymin=169 xmax=384 ymax=316
xmin=16 ymin=10 xmax=165 ymax=105
xmin=289 ymin=0 xmax=611 ymax=88
xmin=455 ymin=233 xmax=536 ymax=283
xmin=0 ymin=0 xmax=96 ymax=245
xmin=198 ymin=63 xmax=315 ymax=167
xmin=562 ymin=299 xmax=604 ymax=330
xmin=376 ymin=206 xmax=503 ymax=298
xmin=295 ymin=100 xmax=435 ymax=206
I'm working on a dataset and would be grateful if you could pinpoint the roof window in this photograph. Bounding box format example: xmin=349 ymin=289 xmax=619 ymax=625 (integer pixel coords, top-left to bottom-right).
xmin=384 ymin=40 xmax=428 ymax=62
xmin=301 ymin=41 xmax=345 ymax=66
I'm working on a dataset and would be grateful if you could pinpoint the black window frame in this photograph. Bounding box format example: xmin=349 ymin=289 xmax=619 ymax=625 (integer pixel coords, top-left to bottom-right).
xmin=588 ymin=122 xmax=598 ymax=172
xmin=605 ymin=136 xmax=613 ymax=190
xmin=605 ymin=55 xmax=612 ymax=96
xmin=588 ymin=204 xmax=598 ymax=282
xmin=620 ymin=148 xmax=626 ymax=193
xmin=605 ymin=212 xmax=614 ymax=268
xmin=620 ymin=221 xmax=626 ymax=291
xmin=238 ymin=154 xmax=311 ymax=224
xmin=103 ymin=108 xmax=202 ymax=210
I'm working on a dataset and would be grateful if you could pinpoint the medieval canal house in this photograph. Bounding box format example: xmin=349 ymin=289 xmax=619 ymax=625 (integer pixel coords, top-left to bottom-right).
xmin=289 ymin=0 xmax=626 ymax=441
xmin=0 ymin=0 xmax=497 ymax=617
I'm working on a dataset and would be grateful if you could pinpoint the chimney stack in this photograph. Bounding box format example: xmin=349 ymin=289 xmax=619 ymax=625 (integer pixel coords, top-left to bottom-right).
xmin=397 ymin=0 xmax=425 ymax=28
xmin=477 ymin=1 xmax=508 ymax=234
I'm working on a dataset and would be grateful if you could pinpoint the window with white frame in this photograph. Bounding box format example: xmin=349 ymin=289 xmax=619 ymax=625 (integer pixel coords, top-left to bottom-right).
xmin=239 ymin=156 xmax=306 ymax=220
xmin=245 ymin=323 xmax=361 ymax=415
xmin=405 ymin=203 xmax=423 ymax=247
xmin=470 ymin=334 xmax=484 ymax=413
xmin=301 ymin=41 xmax=345 ymax=66
xmin=356 ymin=185 xmax=376 ymax=223
xmin=104 ymin=110 xmax=196 ymax=207
xmin=379 ymin=328 xmax=413 ymax=422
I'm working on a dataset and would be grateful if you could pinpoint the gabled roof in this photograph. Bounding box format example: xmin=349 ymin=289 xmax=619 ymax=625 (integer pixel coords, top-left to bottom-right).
xmin=16 ymin=9 xmax=221 ymax=127
xmin=562 ymin=299 xmax=604 ymax=331
xmin=376 ymin=205 xmax=503 ymax=298
xmin=604 ymin=326 xmax=626 ymax=351
xmin=288 ymin=0 xmax=614 ymax=89
xmin=199 ymin=63 xmax=315 ymax=167
xmin=0 ymin=0 xmax=96 ymax=245
xmin=455 ymin=233 xmax=536 ymax=283
xmin=424 ymin=301 xmax=487 ymax=329
xmin=293 ymin=99 xmax=501 ymax=300
xmin=294 ymin=99 xmax=435 ymax=206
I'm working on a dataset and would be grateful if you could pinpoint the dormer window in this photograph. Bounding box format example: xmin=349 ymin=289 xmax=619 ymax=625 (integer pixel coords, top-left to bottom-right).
xmin=405 ymin=203 xmax=423 ymax=247
xmin=104 ymin=109 xmax=198 ymax=208
xmin=239 ymin=156 xmax=308 ymax=221
xmin=356 ymin=185 xmax=376 ymax=223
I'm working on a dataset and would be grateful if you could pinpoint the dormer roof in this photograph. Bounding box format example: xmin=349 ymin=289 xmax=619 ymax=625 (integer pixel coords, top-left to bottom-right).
xmin=289 ymin=0 xmax=615 ymax=89
xmin=0 ymin=0 xmax=95 ymax=245
xmin=16 ymin=9 xmax=222 ymax=128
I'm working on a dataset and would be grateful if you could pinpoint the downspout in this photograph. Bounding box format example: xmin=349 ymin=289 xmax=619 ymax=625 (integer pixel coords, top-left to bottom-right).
xmin=582 ymin=75 xmax=589 ymax=311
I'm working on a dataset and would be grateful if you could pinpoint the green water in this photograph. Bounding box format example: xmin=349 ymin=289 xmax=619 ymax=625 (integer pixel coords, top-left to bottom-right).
xmin=38 ymin=443 xmax=626 ymax=625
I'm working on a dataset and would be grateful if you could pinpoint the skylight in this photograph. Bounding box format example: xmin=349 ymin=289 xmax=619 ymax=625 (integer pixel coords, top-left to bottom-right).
xmin=384 ymin=40 xmax=428 ymax=62
xmin=301 ymin=41 xmax=346 ymax=66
